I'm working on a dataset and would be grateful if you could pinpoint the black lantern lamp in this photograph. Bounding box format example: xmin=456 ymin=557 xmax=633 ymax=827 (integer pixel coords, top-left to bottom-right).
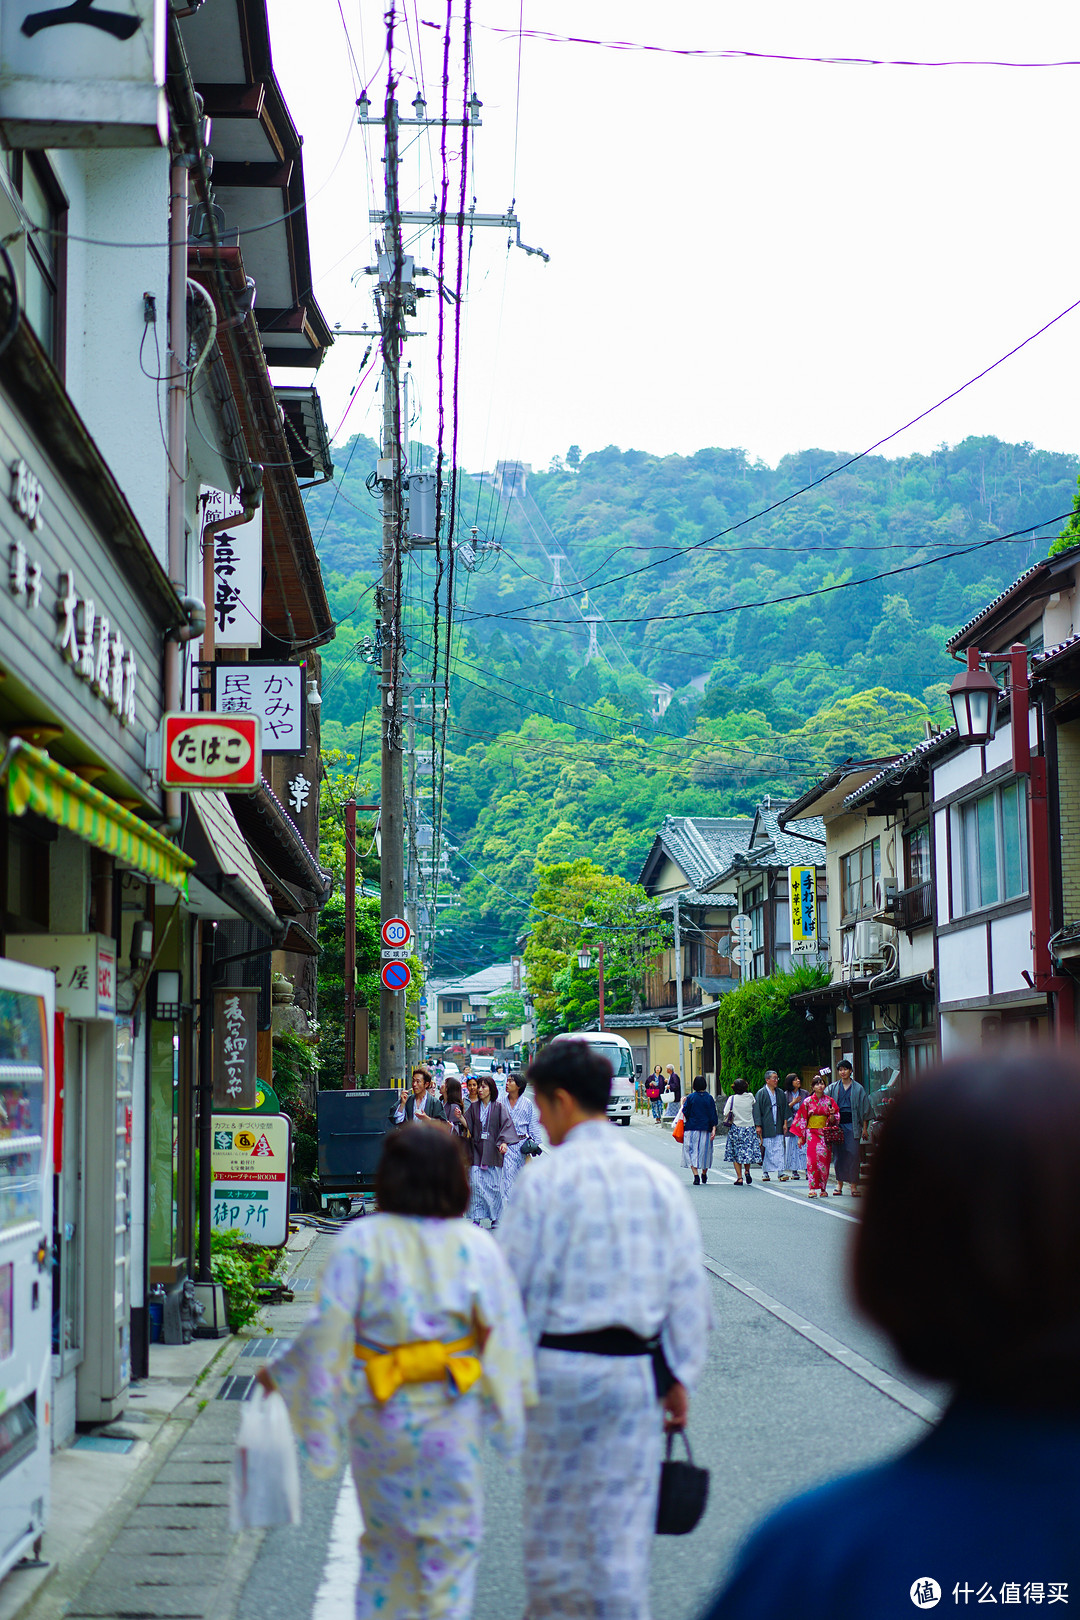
xmin=577 ymin=947 xmax=592 ymax=971
xmin=948 ymin=650 xmax=1001 ymax=745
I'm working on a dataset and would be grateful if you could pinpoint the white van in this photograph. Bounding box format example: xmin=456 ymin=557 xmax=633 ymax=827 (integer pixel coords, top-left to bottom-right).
xmin=549 ymin=1031 xmax=637 ymax=1126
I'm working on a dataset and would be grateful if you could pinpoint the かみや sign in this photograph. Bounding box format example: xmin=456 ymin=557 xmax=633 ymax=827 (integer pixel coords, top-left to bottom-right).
xmin=162 ymin=714 xmax=261 ymax=791
xmin=212 ymin=987 xmax=259 ymax=1110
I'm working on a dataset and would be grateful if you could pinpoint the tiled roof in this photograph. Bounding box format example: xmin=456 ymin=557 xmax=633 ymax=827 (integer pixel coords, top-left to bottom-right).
xmin=1032 ymin=631 xmax=1080 ymax=673
xmin=944 ymin=559 xmax=1049 ymax=651
xmin=656 ymin=887 xmax=737 ymax=911
xmin=589 ymin=1009 xmax=679 ymax=1030
xmin=639 ymin=815 xmax=754 ymax=890
xmin=842 ymin=728 xmax=957 ymax=810
xmin=755 ymin=805 xmax=826 ymax=863
xmin=437 ymin=964 xmax=514 ymax=1000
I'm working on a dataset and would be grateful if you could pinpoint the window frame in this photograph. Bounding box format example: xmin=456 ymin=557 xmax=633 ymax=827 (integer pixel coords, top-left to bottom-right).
xmin=840 ymin=837 xmax=881 ymax=922
xmin=955 ymin=779 xmax=1028 ymax=918
xmin=7 ymin=151 xmax=67 ymax=372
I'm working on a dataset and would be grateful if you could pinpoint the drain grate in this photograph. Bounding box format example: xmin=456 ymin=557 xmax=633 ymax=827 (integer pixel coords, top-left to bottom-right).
xmin=73 ymin=1435 xmax=134 ymax=1454
xmin=216 ymin=1374 xmax=256 ymax=1402
xmin=238 ymin=1337 xmax=291 ymax=1358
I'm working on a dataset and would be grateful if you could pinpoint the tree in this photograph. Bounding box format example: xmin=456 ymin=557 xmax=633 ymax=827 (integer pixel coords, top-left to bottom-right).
xmin=714 ymin=966 xmax=831 ymax=1092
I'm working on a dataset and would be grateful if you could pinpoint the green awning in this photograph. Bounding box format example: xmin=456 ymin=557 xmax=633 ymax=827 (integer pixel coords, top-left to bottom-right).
xmin=4 ymin=741 xmax=194 ymax=894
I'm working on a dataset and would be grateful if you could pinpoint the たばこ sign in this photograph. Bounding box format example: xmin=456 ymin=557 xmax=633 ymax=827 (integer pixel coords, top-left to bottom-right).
xmin=161 ymin=714 xmax=261 ymax=791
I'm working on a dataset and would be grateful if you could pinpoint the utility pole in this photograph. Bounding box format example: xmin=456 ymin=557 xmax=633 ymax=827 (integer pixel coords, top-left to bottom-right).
xmin=343 ymin=796 xmax=357 ymax=1088
xmin=378 ymin=82 xmax=406 ymax=1088
xmin=673 ymin=895 xmax=686 ymax=1085
xmin=598 ymin=940 xmax=605 ymax=1032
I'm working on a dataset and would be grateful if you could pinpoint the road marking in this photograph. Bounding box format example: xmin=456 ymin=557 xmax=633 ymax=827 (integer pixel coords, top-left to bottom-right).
xmin=312 ymin=1467 xmax=362 ymax=1620
xmin=701 ymin=1254 xmax=942 ymax=1425
xmin=713 ymin=1168 xmax=860 ymax=1223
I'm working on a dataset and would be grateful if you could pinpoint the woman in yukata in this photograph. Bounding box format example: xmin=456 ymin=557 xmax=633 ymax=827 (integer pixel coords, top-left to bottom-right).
xmin=501 ymin=1071 xmax=539 ymax=1199
xmin=465 ymin=1074 xmax=518 ymax=1228
xmin=788 ymin=1073 xmax=841 ymax=1198
xmin=258 ymin=1126 xmax=536 ymax=1620
xmin=783 ymin=1072 xmax=808 ymax=1180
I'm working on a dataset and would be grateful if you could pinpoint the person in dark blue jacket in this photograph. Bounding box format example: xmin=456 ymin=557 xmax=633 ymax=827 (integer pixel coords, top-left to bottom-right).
xmin=702 ymin=1053 xmax=1080 ymax=1620
xmin=680 ymin=1075 xmax=719 ymax=1187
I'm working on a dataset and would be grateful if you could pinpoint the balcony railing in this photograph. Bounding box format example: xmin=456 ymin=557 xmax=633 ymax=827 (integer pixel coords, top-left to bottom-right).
xmin=886 ymin=881 xmax=933 ymax=931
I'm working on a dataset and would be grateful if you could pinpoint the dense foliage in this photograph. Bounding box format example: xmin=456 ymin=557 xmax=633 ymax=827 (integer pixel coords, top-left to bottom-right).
xmin=714 ymin=966 xmax=832 ymax=1094
xmin=309 ymin=434 xmax=1080 ymax=970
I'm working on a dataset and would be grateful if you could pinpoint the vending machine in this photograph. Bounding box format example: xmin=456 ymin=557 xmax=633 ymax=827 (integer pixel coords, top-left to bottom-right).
xmin=0 ymin=958 xmax=53 ymax=1578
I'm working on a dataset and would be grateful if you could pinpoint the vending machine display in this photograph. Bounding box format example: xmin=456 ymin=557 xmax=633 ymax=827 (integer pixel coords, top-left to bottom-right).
xmin=0 ymin=960 xmax=52 ymax=1577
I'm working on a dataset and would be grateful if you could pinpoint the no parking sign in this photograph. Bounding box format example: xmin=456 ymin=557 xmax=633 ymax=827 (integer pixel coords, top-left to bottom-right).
xmin=381 ymin=959 xmax=412 ymax=991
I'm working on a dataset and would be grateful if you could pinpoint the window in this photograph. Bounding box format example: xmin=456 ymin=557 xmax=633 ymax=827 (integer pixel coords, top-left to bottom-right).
xmin=745 ymin=883 xmax=766 ymax=979
xmin=905 ymin=822 xmax=931 ymax=888
xmin=841 ymin=838 xmax=880 ymax=920
xmin=4 ymin=153 xmax=65 ymax=367
xmin=443 ymin=999 xmax=462 ymax=1014
xmin=958 ymin=781 xmax=1027 ymax=914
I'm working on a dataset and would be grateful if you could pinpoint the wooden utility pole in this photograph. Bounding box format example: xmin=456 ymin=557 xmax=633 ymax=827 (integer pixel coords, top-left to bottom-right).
xmin=343 ymin=796 xmax=357 ymax=1088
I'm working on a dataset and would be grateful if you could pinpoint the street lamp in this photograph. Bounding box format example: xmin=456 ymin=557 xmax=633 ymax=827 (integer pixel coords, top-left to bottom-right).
xmin=946 ymin=642 xmax=1071 ymax=1035
xmin=577 ymin=947 xmax=591 ymax=970
xmin=575 ymin=939 xmax=605 ymax=1030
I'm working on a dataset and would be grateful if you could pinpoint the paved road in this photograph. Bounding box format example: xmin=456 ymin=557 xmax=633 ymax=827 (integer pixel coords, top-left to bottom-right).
xmin=236 ymin=1116 xmax=941 ymax=1620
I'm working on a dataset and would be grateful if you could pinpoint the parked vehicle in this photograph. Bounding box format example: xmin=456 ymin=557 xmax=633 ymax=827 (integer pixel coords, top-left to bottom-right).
xmin=549 ymin=1031 xmax=636 ymax=1126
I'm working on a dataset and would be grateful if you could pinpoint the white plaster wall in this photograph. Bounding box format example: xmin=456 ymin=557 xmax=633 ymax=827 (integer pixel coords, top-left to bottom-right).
xmin=55 ymin=147 xmax=170 ymax=566
xmin=990 ymin=910 xmax=1033 ymax=993
xmin=933 ymin=807 xmax=950 ymax=923
xmin=938 ymin=926 xmax=988 ymax=1003
xmin=933 ymin=748 xmax=982 ymax=800
xmin=899 ymin=926 xmax=935 ymax=979
xmin=940 ymin=1009 xmax=986 ymax=1058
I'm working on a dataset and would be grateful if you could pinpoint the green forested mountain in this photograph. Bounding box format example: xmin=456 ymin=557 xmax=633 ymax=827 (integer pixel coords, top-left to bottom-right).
xmin=308 ymin=435 xmax=1079 ymax=967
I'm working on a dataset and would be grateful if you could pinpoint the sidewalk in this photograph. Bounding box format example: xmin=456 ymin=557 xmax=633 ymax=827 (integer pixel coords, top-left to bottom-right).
xmin=0 ymin=1226 xmax=322 ymax=1620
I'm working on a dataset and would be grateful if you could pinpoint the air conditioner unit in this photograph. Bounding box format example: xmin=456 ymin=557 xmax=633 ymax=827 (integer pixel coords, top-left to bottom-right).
xmin=874 ymin=878 xmax=897 ymax=913
xmin=852 ymin=920 xmax=887 ymax=963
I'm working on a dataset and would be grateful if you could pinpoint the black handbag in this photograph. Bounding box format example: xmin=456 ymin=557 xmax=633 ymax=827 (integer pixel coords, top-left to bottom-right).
xmin=655 ymin=1429 xmax=710 ymax=1535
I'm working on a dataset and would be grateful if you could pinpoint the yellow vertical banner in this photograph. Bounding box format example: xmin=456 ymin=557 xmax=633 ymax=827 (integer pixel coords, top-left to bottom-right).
xmin=789 ymin=865 xmax=818 ymax=954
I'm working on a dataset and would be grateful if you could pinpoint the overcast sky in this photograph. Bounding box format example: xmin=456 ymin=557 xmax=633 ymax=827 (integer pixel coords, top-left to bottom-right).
xmin=265 ymin=1 xmax=1080 ymax=481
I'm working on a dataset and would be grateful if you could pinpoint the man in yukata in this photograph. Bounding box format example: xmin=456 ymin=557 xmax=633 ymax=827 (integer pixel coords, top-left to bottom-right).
xmin=500 ymin=1039 xmax=711 ymax=1619
xmin=752 ymin=1068 xmax=789 ymax=1182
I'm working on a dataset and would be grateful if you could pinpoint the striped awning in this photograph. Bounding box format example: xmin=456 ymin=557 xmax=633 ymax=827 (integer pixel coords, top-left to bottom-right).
xmin=4 ymin=741 xmax=194 ymax=894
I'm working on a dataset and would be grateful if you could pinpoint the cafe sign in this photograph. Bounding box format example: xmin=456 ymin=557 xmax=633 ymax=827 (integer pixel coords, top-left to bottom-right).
xmin=0 ymin=0 xmax=168 ymax=149
xmin=161 ymin=713 xmax=261 ymax=792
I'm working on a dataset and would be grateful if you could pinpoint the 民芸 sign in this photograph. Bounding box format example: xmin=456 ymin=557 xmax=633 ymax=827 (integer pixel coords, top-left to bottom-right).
xmin=161 ymin=713 xmax=261 ymax=791
xmin=212 ymin=663 xmax=305 ymax=755
xmin=210 ymin=1113 xmax=291 ymax=1247
xmin=200 ymin=488 xmax=263 ymax=650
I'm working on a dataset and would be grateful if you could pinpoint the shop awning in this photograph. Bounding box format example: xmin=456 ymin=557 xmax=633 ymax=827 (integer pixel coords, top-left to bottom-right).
xmin=4 ymin=740 xmax=193 ymax=893
xmin=185 ymin=790 xmax=284 ymax=940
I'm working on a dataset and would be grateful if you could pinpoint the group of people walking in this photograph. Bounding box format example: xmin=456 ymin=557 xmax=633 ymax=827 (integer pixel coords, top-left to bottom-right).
xmin=669 ymin=1061 xmax=870 ymax=1196
xmin=390 ymin=1063 xmax=541 ymax=1230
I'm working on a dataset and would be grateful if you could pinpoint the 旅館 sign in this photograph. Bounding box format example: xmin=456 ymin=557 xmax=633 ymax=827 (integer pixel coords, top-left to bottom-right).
xmin=0 ymin=0 xmax=168 ymax=148
xmin=200 ymin=488 xmax=263 ymax=651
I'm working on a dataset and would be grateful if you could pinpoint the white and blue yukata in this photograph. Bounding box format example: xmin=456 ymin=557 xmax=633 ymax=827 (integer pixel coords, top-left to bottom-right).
xmin=269 ymin=1214 xmax=536 ymax=1620
xmin=785 ymin=1088 xmax=808 ymax=1175
xmin=500 ymin=1118 xmax=711 ymax=1619
xmin=503 ymin=1090 xmax=539 ymax=1198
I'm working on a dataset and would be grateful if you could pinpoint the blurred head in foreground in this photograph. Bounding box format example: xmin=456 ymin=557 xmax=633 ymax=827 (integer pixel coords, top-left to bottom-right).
xmin=854 ymin=1052 xmax=1080 ymax=1403
xmin=376 ymin=1123 xmax=469 ymax=1218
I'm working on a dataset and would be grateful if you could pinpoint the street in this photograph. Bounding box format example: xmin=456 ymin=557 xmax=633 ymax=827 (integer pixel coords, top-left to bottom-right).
xmin=235 ymin=1116 xmax=941 ymax=1620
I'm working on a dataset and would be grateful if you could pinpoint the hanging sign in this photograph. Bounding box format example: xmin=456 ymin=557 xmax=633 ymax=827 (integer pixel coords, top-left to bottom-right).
xmin=210 ymin=1113 xmax=291 ymax=1247
xmin=0 ymin=0 xmax=168 ymax=150
xmin=161 ymin=713 xmax=261 ymax=791
xmin=200 ymin=488 xmax=263 ymax=650
xmin=7 ymin=933 xmax=115 ymax=1020
xmin=789 ymin=865 xmax=818 ymax=954
xmin=212 ymin=987 xmax=258 ymax=1110
xmin=212 ymin=663 xmax=306 ymax=755
xmin=381 ymin=960 xmax=412 ymax=992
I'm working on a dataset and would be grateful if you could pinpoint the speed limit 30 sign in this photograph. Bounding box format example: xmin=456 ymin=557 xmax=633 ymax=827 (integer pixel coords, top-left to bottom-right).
xmin=381 ymin=916 xmax=412 ymax=948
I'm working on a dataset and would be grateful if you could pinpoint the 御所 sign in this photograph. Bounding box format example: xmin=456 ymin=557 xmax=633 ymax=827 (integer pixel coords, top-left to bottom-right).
xmin=210 ymin=1113 xmax=291 ymax=1246
xmin=162 ymin=713 xmax=261 ymax=791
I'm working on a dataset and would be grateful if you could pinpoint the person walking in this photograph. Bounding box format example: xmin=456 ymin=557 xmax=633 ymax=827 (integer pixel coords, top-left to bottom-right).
xmin=665 ymin=1063 xmax=682 ymax=1107
xmin=702 ymin=1053 xmax=1080 ymax=1619
xmin=499 ymin=1040 xmax=710 ymax=1620
xmin=783 ymin=1072 xmax=807 ymax=1180
xmin=465 ymin=1074 xmax=479 ymax=1106
xmin=389 ymin=1066 xmax=447 ymax=1127
xmin=465 ymin=1074 xmax=518 ymax=1228
xmin=723 ymin=1078 xmax=761 ymax=1185
xmin=789 ymin=1073 xmax=841 ymax=1198
xmin=828 ymin=1058 xmax=870 ymax=1197
xmin=681 ymin=1075 xmax=719 ymax=1186
xmin=443 ymin=1076 xmax=469 ymax=1142
xmin=646 ymin=1065 xmax=665 ymax=1122
xmin=752 ymin=1069 xmax=789 ymax=1183
xmin=257 ymin=1126 xmax=536 ymax=1620
xmin=433 ymin=1057 xmax=445 ymax=1087
xmin=502 ymin=1071 xmax=539 ymax=1198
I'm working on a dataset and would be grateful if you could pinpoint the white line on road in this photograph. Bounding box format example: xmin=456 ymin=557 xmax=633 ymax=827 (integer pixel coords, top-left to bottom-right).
xmin=311 ymin=1468 xmax=362 ymax=1620
xmin=714 ymin=1168 xmax=860 ymax=1223
xmin=701 ymin=1254 xmax=943 ymax=1425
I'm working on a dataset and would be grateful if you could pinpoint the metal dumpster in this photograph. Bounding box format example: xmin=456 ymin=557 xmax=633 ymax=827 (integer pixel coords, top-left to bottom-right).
xmin=316 ymin=1087 xmax=398 ymax=1214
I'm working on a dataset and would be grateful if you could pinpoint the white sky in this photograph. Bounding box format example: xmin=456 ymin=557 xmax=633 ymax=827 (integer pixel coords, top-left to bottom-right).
xmin=266 ymin=1 xmax=1080 ymax=477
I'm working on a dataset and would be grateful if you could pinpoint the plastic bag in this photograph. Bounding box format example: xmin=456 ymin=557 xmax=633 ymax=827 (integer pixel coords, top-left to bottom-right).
xmin=230 ymin=1387 xmax=301 ymax=1529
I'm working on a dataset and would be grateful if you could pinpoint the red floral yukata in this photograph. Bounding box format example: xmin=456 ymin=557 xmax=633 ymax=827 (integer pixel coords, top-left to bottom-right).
xmin=790 ymin=1094 xmax=841 ymax=1192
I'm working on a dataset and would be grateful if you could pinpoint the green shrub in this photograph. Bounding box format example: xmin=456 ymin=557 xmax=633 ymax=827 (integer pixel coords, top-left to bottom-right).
xmin=715 ymin=965 xmax=831 ymax=1093
xmin=209 ymin=1229 xmax=284 ymax=1331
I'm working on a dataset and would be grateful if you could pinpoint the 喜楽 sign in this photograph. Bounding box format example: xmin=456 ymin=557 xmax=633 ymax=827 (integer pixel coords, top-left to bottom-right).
xmin=200 ymin=488 xmax=263 ymax=650
xmin=212 ymin=663 xmax=305 ymax=755
xmin=211 ymin=1113 xmax=291 ymax=1247
xmin=161 ymin=713 xmax=261 ymax=791
xmin=789 ymin=866 xmax=818 ymax=955
xmin=0 ymin=0 xmax=168 ymax=149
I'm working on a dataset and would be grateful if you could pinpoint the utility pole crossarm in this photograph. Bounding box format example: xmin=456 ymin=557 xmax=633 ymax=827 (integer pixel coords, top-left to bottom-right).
xmin=369 ymin=210 xmax=550 ymax=262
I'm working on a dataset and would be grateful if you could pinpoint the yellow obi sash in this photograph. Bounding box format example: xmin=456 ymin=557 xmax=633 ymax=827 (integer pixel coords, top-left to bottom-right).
xmin=807 ymin=1113 xmax=827 ymax=1129
xmin=355 ymin=1332 xmax=482 ymax=1404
